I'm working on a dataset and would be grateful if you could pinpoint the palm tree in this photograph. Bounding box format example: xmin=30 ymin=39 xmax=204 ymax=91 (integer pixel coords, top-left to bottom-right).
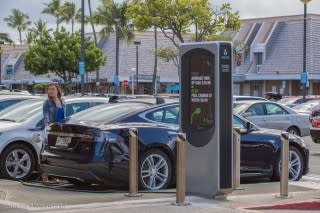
xmin=60 ymin=1 xmax=81 ymax=33
xmin=4 ymin=9 xmax=31 ymax=44
xmin=29 ymin=19 xmax=52 ymax=36
xmin=0 ymin=33 xmax=13 ymax=44
xmin=95 ymin=0 xmax=134 ymax=93
xmin=94 ymin=0 xmax=134 ymax=41
xmin=42 ymin=0 xmax=62 ymax=31
xmin=27 ymin=20 xmax=52 ymax=44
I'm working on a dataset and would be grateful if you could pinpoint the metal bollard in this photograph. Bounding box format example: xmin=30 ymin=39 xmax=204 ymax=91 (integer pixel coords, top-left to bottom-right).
xmin=233 ymin=127 xmax=242 ymax=190
xmin=125 ymin=128 xmax=141 ymax=197
xmin=174 ymin=133 xmax=190 ymax=206
xmin=279 ymin=132 xmax=290 ymax=198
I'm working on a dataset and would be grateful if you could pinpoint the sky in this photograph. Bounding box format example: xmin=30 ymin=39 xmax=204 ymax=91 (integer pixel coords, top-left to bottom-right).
xmin=1 ymin=0 xmax=320 ymax=43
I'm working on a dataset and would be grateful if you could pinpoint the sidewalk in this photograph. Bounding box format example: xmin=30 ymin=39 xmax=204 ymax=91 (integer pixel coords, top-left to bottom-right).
xmin=0 ymin=178 xmax=319 ymax=213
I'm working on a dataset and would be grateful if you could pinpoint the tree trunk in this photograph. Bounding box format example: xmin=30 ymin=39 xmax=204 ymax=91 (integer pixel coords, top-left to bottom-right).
xmin=18 ymin=30 xmax=22 ymax=45
xmin=152 ymin=26 xmax=158 ymax=95
xmin=56 ymin=15 xmax=60 ymax=32
xmin=72 ymin=19 xmax=74 ymax=34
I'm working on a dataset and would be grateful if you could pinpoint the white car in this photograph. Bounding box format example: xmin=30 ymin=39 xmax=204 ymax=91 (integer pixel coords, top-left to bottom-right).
xmin=0 ymin=97 xmax=108 ymax=180
xmin=233 ymin=100 xmax=310 ymax=136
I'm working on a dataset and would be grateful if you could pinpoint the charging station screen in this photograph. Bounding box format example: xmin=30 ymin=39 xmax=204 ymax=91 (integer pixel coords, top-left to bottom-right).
xmin=189 ymin=54 xmax=214 ymax=127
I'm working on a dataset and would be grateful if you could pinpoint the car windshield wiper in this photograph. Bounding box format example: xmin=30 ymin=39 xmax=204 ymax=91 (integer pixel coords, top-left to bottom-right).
xmin=0 ymin=118 xmax=16 ymax=122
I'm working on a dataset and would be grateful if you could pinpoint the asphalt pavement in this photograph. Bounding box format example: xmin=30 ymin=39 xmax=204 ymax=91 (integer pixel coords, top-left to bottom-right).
xmin=0 ymin=135 xmax=319 ymax=213
xmin=0 ymin=175 xmax=319 ymax=213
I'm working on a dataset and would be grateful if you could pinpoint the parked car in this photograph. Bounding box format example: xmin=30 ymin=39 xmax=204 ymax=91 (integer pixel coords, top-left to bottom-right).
xmin=108 ymin=95 xmax=179 ymax=104
xmin=265 ymin=92 xmax=282 ymax=101
xmin=0 ymin=95 xmax=41 ymax=112
xmin=277 ymin=96 xmax=319 ymax=108
xmin=0 ymin=97 xmax=109 ymax=181
xmin=233 ymin=100 xmax=310 ymax=136
xmin=41 ymin=103 xmax=309 ymax=190
xmin=292 ymin=99 xmax=320 ymax=114
xmin=309 ymin=105 xmax=320 ymax=144
xmin=0 ymin=89 xmax=31 ymax=95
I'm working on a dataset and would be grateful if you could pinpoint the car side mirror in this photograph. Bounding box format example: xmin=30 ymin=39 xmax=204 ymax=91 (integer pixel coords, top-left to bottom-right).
xmin=246 ymin=122 xmax=253 ymax=132
xmin=29 ymin=126 xmax=44 ymax=131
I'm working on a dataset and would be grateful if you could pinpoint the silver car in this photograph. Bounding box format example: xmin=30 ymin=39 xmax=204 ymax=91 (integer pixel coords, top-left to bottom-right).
xmin=0 ymin=97 xmax=108 ymax=180
xmin=0 ymin=95 xmax=41 ymax=112
xmin=233 ymin=100 xmax=310 ymax=136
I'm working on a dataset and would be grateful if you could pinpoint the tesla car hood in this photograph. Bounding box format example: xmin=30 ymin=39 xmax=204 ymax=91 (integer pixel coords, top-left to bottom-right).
xmin=252 ymin=127 xmax=303 ymax=142
xmin=253 ymin=127 xmax=284 ymax=136
xmin=0 ymin=121 xmax=22 ymax=131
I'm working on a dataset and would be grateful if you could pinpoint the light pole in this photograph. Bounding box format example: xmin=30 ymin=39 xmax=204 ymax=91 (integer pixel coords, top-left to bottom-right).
xmin=0 ymin=41 xmax=4 ymax=86
xmin=80 ymin=0 xmax=85 ymax=96
xmin=133 ymin=41 xmax=141 ymax=94
xmin=301 ymin=0 xmax=311 ymax=102
xmin=114 ymin=17 xmax=121 ymax=94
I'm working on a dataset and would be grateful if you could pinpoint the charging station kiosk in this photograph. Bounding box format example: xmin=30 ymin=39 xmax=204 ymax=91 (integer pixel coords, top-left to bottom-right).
xmin=180 ymin=42 xmax=233 ymax=197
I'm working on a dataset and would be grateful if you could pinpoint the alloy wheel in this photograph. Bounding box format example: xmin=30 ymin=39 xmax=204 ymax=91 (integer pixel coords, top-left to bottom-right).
xmin=5 ymin=149 xmax=32 ymax=179
xmin=140 ymin=153 xmax=169 ymax=190
xmin=288 ymin=149 xmax=302 ymax=181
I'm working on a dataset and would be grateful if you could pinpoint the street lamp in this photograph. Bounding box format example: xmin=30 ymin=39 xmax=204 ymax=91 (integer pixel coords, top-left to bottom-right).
xmin=114 ymin=17 xmax=121 ymax=94
xmin=133 ymin=40 xmax=141 ymax=94
xmin=80 ymin=0 xmax=85 ymax=96
xmin=300 ymin=0 xmax=311 ymax=102
xmin=0 ymin=41 xmax=4 ymax=86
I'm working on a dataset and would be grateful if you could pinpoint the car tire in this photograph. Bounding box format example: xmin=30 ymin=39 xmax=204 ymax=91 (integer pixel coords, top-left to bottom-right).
xmin=138 ymin=149 xmax=172 ymax=190
xmin=287 ymin=126 xmax=300 ymax=136
xmin=271 ymin=146 xmax=304 ymax=181
xmin=0 ymin=143 xmax=35 ymax=181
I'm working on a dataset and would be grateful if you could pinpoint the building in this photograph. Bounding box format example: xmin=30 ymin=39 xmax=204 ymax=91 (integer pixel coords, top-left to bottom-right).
xmin=87 ymin=31 xmax=179 ymax=94
xmin=0 ymin=31 xmax=179 ymax=94
xmin=2 ymin=14 xmax=320 ymax=95
xmin=233 ymin=14 xmax=320 ymax=96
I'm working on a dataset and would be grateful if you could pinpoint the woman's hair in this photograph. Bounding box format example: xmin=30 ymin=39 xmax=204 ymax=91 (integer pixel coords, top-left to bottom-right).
xmin=47 ymin=83 xmax=63 ymax=99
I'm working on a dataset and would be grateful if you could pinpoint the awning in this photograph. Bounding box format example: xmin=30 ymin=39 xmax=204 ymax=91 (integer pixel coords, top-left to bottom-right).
xmin=33 ymin=78 xmax=51 ymax=83
xmin=166 ymin=84 xmax=180 ymax=92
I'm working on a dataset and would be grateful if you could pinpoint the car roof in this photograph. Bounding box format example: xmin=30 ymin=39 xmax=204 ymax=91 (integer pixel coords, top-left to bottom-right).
xmin=233 ymin=96 xmax=268 ymax=101
xmin=62 ymin=96 xmax=109 ymax=102
xmin=0 ymin=95 xmax=41 ymax=100
xmin=233 ymin=100 xmax=268 ymax=104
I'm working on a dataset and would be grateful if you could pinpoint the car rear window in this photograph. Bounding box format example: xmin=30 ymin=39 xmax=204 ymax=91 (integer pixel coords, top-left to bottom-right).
xmin=70 ymin=103 xmax=150 ymax=123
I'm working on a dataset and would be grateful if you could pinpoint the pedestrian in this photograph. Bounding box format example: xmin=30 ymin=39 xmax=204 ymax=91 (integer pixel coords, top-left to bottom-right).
xmin=42 ymin=83 xmax=65 ymax=184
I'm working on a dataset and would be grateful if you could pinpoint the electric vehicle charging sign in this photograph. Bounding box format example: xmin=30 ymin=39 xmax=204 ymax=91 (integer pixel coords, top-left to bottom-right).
xmin=190 ymin=54 xmax=214 ymax=127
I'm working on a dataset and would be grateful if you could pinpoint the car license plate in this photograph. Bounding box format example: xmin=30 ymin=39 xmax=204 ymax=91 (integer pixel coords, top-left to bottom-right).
xmin=56 ymin=137 xmax=71 ymax=147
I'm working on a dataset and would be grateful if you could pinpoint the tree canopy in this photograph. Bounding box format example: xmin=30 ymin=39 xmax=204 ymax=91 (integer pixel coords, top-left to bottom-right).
xmin=94 ymin=0 xmax=134 ymax=42
xmin=4 ymin=9 xmax=31 ymax=44
xmin=126 ymin=0 xmax=241 ymax=47
xmin=24 ymin=28 xmax=106 ymax=83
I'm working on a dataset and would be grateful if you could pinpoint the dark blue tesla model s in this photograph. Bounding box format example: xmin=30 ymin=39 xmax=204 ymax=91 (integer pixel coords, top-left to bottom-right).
xmin=41 ymin=102 xmax=309 ymax=190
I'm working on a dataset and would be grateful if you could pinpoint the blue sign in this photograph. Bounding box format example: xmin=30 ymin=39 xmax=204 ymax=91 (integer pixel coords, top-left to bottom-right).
xmin=79 ymin=62 xmax=85 ymax=75
xmin=300 ymin=72 xmax=308 ymax=84
xmin=114 ymin=75 xmax=120 ymax=86
xmin=6 ymin=65 xmax=13 ymax=75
